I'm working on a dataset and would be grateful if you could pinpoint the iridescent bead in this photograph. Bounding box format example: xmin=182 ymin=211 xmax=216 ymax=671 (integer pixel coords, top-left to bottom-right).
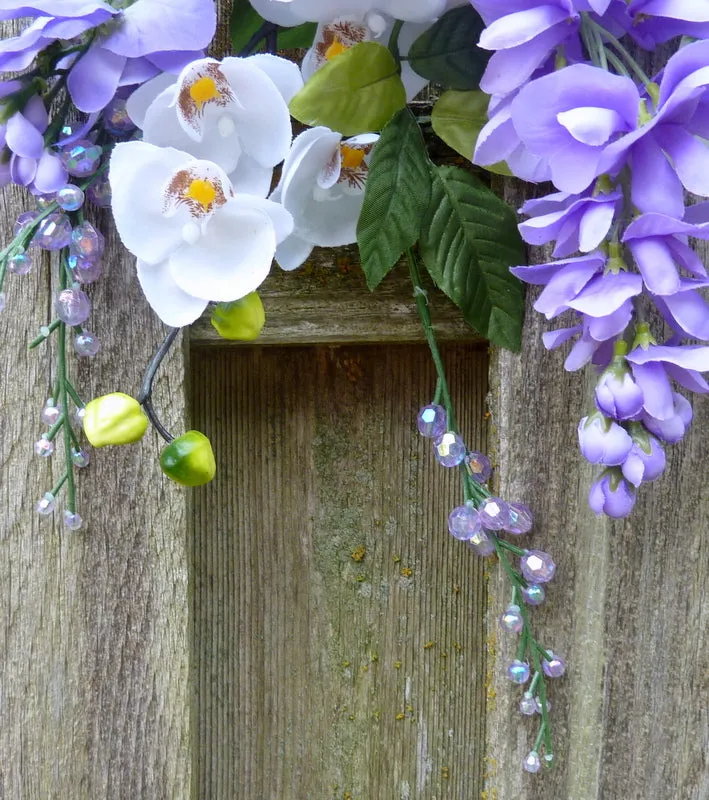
xmin=433 ymin=431 xmax=466 ymax=467
xmin=36 ymin=193 xmax=55 ymax=209
xmin=0 ymin=292 xmax=5 ymax=312
xmin=506 ymin=659 xmax=530 ymax=684
xmin=103 ymin=96 xmax=135 ymax=134
xmin=417 ymin=404 xmax=447 ymax=438
xmin=465 ymin=450 xmax=492 ymax=483
xmin=70 ymin=221 xmax=104 ymax=260
xmin=56 ymin=184 xmax=85 ymax=211
xmin=75 ymin=407 xmax=86 ymax=424
xmin=506 ymin=502 xmax=533 ymax=535
xmin=75 ymin=331 xmax=100 ymax=357
xmin=521 ymin=584 xmax=545 ymax=606
xmin=8 ymin=251 xmax=31 ymax=275
xmin=467 ymin=529 xmax=495 ymax=557
xmin=56 ymin=287 xmax=91 ymax=325
xmin=520 ymin=550 xmax=556 ymax=584
xmin=519 ymin=693 xmax=536 ymax=716
xmin=499 ymin=604 xmax=524 ymax=633
xmin=542 ymin=653 xmax=566 ymax=678
xmin=15 ymin=210 xmax=38 ymax=236
xmin=71 ymin=448 xmax=90 ymax=468
xmin=478 ymin=496 xmax=511 ymax=530
xmin=61 ymin=139 xmax=103 ymax=177
xmin=447 ymin=503 xmax=482 ymax=541
xmin=33 ymin=211 xmax=72 ymax=250
xmin=68 ymin=253 xmax=103 ymax=284
xmin=523 ymin=751 xmax=541 ymax=774
xmin=34 ymin=436 xmax=54 ymax=457
xmin=36 ymin=492 xmax=55 ymax=515
xmin=41 ymin=400 xmax=62 ymax=426
xmin=534 ymin=696 xmax=551 ymax=714
xmin=86 ymin=172 xmax=111 ymax=207
xmin=63 ymin=509 xmax=83 ymax=531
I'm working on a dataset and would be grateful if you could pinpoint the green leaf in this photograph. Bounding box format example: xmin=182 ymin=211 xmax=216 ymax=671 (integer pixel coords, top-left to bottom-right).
xmin=357 ymin=108 xmax=432 ymax=290
xmin=276 ymin=21 xmax=317 ymax=49
xmin=229 ymin=0 xmax=265 ymax=54
xmin=419 ymin=165 xmax=525 ymax=351
xmin=230 ymin=1 xmax=316 ymax=53
xmin=289 ymin=41 xmax=406 ymax=136
xmin=431 ymin=89 xmax=512 ymax=176
xmin=408 ymin=6 xmax=489 ymax=91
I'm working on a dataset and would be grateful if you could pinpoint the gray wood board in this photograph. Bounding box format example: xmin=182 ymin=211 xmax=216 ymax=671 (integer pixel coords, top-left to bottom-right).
xmin=191 ymin=343 xmax=489 ymax=799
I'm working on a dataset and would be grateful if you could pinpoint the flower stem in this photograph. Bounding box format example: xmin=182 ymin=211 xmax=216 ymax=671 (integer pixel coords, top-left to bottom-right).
xmin=407 ymin=248 xmax=458 ymax=431
xmin=388 ymin=19 xmax=404 ymax=66
xmin=57 ymin=277 xmax=76 ymax=514
xmin=585 ymin=16 xmax=652 ymax=87
xmin=138 ymin=327 xmax=180 ymax=443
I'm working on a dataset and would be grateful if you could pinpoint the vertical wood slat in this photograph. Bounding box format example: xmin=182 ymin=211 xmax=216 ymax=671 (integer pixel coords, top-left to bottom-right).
xmin=191 ymin=344 xmax=489 ymax=799
xmin=0 ymin=195 xmax=192 ymax=795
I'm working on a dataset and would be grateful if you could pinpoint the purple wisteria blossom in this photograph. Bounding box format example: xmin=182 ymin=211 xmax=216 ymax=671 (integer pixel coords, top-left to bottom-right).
xmin=578 ymin=412 xmax=633 ymax=466
xmin=0 ymin=95 xmax=67 ymax=193
xmin=621 ymin=426 xmax=666 ymax=486
xmin=588 ymin=469 xmax=637 ymax=518
xmin=0 ymin=0 xmax=217 ymax=113
xmin=595 ymin=360 xmax=644 ymax=419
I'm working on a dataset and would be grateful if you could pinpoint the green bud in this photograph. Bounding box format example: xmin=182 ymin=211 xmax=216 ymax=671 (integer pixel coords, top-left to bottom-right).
xmin=83 ymin=392 xmax=148 ymax=447
xmin=211 ymin=292 xmax=265 ymax=341
xmin=160 ymin=430 xmax=216 ymax=487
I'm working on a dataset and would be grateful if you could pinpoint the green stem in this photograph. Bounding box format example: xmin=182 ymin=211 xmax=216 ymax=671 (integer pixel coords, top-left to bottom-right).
xmin=388 ymin=19 xmax=404 ymax=65
xmin=49 ymin=472 xmax=69 ymax=498
xmin=58 ymin=331 xmax=76 ymax=515
xmin=585 ymin=17 xmax=652 ymax=86
xmin=28 ymin=319 xmax=62 ymax=349
xmin=496 ymin=539 xmax=527 ymax=557
xmin=407 ymin=248 xmax=457 ymax=432
xmin=45 ymin=414 xmax=65 ymax=442
xmin=64 ymin=377 xmax=84 ymax=409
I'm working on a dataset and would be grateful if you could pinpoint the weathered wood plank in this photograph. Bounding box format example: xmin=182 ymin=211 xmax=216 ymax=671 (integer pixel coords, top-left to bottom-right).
xmin=191 ymin=343 xmax=489 ymax=799
xmin=190 ymin=253 xmax=482 ymax=346
xmin=486 ymin=202 xmax=709 ymax=797
xmin=0 ymin=194 xmax=192 ymax=795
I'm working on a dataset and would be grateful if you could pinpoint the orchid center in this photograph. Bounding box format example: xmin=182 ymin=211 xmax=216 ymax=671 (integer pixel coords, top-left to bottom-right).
xmin=189 ymin=76 xmax=221 ymax=110
xmin=185 ymin=178 xmax=217 ymax=210
xmin=325 ymin=37 xmax=348 ymax=60
xmin=340 ymin=145 xmax=365 ymax=170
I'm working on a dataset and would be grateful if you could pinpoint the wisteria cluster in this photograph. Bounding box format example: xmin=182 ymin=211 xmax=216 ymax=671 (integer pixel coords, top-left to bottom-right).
xmin=473 ymin=0 xmax=709 ymax=517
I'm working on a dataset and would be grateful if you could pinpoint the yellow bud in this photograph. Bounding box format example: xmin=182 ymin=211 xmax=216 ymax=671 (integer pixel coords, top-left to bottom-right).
xmin=82 ymin=392 xmax=148 ymax=447
xmin=210 ymin=292 xmax=265 ymax=341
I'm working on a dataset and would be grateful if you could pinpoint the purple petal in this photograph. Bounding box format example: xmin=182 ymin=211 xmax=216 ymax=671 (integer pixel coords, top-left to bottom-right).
xmin=0 ymin=1 xmax=113 ymax=18
xmin=479 ymin=6 xmax=572 ymax=50
xmin=627 ymin=344 xmax=709 ymax=371
xmin=543 ymin=325 xmax=582 ymax=350
xmin=586 ymin=300 xmax=633 ymax=341
xmin=32 ymin=150 xmax=67 ymax=194
xmin=568 ymin=271 xmax=642 ymax=316
xmin=631 ymin=362 xmax=674 ymax=419
xmin=578 ymin=199 xmax=617 ymax=252
xmin=67 ymin=46 xmax=126 ymax=113
xmin=655 ymin=290 xmax=709 ymax=339
xmin=656 ymin=126 xmax=709 ymax=197
xmin=10 ymin=154 xmax=35 ymax=186
xmin=5 ymin=109 xmax=44 ymax=158
xmin=565 ymin=336 xmax=601 ymax=371
xmin=578 ymin=415 xmax=633 ymax=466
xmin=665 ymin=363 xmax=709 ymax=393
xmin=533 ymin=259 xmax=601 ymax=318
xmin=630 ymin=135 xmax=685 ymax=217
xmin=557 ymin=106 xmax=627 ymax=146
xmin=103 ymin=0 xmax=216 ymax=58
xmin=627 ymin=237 xmax=680 ymax=295
xmin=511 ymin=253 xmax=604 ymax=286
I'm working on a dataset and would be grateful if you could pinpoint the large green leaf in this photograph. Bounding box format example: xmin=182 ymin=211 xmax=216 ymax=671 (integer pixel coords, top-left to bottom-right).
xmin=230 ymin=1 xmax=316 ymax=53
xmin=419 ymin=165 xmax=525 ymax=351
xmin=408 ymin=6 xmax=489 ymax=91
xmin=357 ymin=108 xmax=432 ymax=290
xmin=289 ymin=42 xmax=406 ymax=135
xmin=431 ymin=89 xmax=512 ymax=176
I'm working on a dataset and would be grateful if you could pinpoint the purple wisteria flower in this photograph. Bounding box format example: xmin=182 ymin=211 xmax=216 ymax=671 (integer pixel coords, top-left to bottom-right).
xmin=578 ymin=411 xmax=632 ymax=466
xmin=588 ymin=469 xmax=637 ymax=518
xmin=0 ymin=0 xmax=217 ymax=113
xmin=518 ymin=187 xmax=621 ymax=258
xmin=0 ymin=95 xmax=67 ymax=193
xmin=628 ymin=0 xmax=709 ymax=46
xmin=621 ymin=426 xmax=666 ymax=486
xmin=595 ymin=360 xmax=644 ymax=420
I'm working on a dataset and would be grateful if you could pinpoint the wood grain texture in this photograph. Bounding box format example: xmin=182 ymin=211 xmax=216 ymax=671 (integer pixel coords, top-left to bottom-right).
xmin=191 ymin=344 xmax=489 ymax=799
xmin=0 ymin=195 xmax=192 ymax=796
xmin=190 ymin=253 xmax=483 ymax=346
xmin=486 ymin=184 xmax=709 ymax=798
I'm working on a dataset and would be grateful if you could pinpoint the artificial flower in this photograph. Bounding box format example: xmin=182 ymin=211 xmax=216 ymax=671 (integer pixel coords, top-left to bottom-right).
xmin=127 ymin=55 xmax=301 ymax=195
xmin=270 ymin=126 xmax=378 ymax=271
xmin=0 ymin=95 xmax=67 ymax=193
xmin=249 ymin=0 xmax=448 ymax=25
xmin=588 ymin=469 xmax=637 ymax=517
xmin=578 ymin=412 xmax=633 ymax=466
xmin=109 ymin=141 xmax=293 ymax=327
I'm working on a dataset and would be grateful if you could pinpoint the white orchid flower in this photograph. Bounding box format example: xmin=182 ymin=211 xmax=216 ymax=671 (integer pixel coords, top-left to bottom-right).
xmin=250 ymin=0 xmax=448 ymax=24
xmin=126 ymin=55 xmax=302 ymax=196
xmin=301 ymin=14 xmax=431 ymax=100
xmin=110 ymin=141 xmax=293 ymax=327
xmin=271 ymin=126 xmax=378 ymax=271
